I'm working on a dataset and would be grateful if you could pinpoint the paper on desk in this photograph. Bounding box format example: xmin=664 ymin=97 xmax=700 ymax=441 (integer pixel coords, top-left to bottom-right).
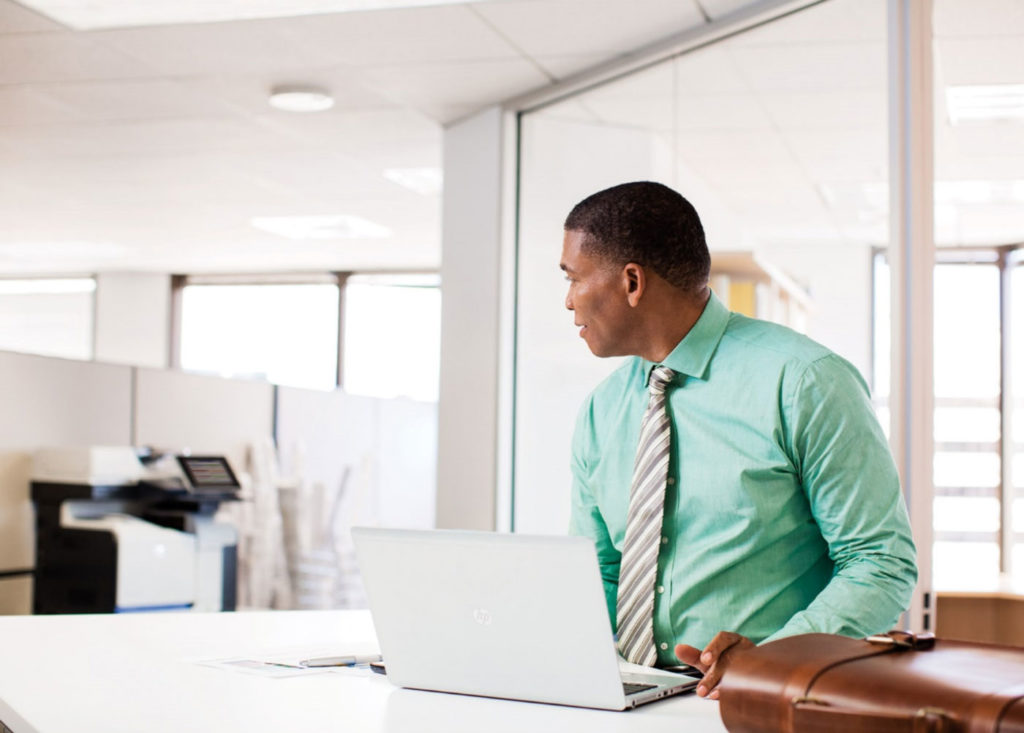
xmin=194 ymin=646 xmax=380 ymax=679
xmin=197 ymin=657 xmax=323 ymax=678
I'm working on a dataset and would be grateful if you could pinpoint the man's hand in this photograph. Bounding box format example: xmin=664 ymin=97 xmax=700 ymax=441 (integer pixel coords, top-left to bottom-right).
xmin=674 ymin=631 xmax=755 ymax=700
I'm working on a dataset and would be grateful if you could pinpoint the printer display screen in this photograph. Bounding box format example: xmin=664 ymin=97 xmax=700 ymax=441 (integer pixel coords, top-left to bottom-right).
xmin=177 ymin=456 xmax=240 ymax=492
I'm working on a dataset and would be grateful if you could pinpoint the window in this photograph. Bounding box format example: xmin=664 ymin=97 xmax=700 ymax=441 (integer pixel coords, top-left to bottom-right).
xmin=176 ymin=273 xmax=442 ymax=400
xmin=341 ymin=274 xmax=440 ymax=402
xmin=874 ymin=247 xmax=1023 ymax=589
xmin=178 ymin=279 xmax=340 ymax=391
xmin=0 ymin=278 xmax=95 ymax=360
xmin=1012 ymin=253 xmax=1024 ymax=575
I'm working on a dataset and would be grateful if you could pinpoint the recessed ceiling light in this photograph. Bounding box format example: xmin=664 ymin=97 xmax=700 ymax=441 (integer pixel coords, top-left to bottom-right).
xmin=17 ymin=0 xmax=501 ymax=30
xmin=947 ymin=84 xmax=1024 ymax=124
xmin=251 ymin=215 xmax=392 ymax=240
xmin=269 ymin=85 xmax=335 ymax=113
xmin=383 ymin=168 xmax=443 ymax=195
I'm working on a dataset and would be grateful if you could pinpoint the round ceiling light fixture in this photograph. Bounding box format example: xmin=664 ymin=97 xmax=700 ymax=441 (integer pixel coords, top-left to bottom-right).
xmin=268 ymin=84 xmax=335 ymax=113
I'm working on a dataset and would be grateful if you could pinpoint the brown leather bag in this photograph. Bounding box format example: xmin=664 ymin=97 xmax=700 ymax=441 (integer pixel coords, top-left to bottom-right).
xmin=718 ymin=631 xmax=1024 ymax=733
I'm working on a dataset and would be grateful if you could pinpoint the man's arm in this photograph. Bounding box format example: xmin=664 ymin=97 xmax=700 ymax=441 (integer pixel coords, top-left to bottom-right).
xmin=765 ymin=353 xmax=918 ymax=642
xmin=676 ymin=354 xmax=917 ymax=698
xmin=567 ymin=400 xmax=621 ymax=626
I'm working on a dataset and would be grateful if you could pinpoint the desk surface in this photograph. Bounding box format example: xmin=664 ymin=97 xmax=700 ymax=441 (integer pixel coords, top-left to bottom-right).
xmin=0 ymin=610 xmax=728 ymax=733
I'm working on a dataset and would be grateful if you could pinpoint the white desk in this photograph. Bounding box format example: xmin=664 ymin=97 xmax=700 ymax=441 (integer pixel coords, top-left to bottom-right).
xmin=0 ymin=610 xmax=728 ymax=733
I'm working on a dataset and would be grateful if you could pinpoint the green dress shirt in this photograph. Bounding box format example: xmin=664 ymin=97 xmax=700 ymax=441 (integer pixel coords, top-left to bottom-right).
xmin=568 ymin=292 xmax=917 ymax=666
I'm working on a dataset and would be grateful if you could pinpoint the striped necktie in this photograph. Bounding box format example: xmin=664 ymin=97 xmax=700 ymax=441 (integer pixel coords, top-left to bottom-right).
xmin=616 ymin=364 xmax=676 ymax=666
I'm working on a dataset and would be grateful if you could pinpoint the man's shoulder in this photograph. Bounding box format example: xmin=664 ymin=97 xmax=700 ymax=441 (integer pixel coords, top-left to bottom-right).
xmin=722 ymin=312 xmax=834 ymax=367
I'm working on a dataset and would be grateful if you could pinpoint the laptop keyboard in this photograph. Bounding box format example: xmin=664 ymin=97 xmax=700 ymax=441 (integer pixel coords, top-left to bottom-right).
xmin=623 ymin=682 xmax=657 ymax=696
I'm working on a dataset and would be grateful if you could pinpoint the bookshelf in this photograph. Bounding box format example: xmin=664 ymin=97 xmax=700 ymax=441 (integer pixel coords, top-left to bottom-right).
xmin=710 ymin=251 xmax=811 ymax=333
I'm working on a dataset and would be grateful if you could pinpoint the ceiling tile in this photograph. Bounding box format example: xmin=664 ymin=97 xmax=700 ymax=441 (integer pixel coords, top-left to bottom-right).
xmin=673 ymin=44 xmax=750 ymax=95
xmin=473 ymin=0 xmax=705 ymax=58
xmin=0 ymin=86 xmax=78 ymax=126
xmin=934 ymin=0 xmax=1024 ymax=38
xmin=0 ymin=0 xmax=65 ymax=32
xmin=282 ymin=4 xmax=520 ymax=67
xmin=759 ymin=90 xmax=887 ymax=131
xmin=88 ymin=19 xmax=341 ymax=76
xmin=727 ymin=0 xmax=886 ymax=46
xmin=785 ymin=128 xmax=888 ymax=183
xmin=936 ymin=38 xmax=1024 ymax=86
xmin=697 ymin=0 xmax=763 ymax=19
xmin=530 ymin=54 xmax=606 ymax=82
xmin=2 ymin=117 xmax=287 ymax=158
xmin=675 ymin=130 xmax=806 ymax=186
xmin=729 ymin=41 xmax=887 ymax=93
xmin=361 ymin=58 xmax=550 ymax=123
xmin=30 ymin=79 xmax=242 ymax=123
xmin=0 ymin=32 xmax=161 ymax=84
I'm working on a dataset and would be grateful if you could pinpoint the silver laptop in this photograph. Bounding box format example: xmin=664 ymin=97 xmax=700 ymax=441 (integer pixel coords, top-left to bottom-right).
xmin=352 ymin=527 xmax=699 ymax=710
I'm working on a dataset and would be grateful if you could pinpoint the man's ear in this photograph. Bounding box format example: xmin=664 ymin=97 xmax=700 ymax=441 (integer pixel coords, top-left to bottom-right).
xmin=623 ymin=263 xmax=645 ymax=307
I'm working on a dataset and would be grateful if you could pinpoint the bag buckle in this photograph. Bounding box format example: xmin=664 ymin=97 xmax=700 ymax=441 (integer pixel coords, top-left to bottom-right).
xmin=866 ymin=630 xmax=936 ymax=651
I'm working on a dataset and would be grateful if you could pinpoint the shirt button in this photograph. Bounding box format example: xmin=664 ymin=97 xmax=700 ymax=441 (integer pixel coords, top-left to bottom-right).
xmin=660 ymin=642 xmax=668 ymax=651
xmin=667 ymin=477 xmax=676 ymax=485
xmin=657 ymin=585 xmax=665 ymax=594
xmin=661 ymin=536 xmax=669 ymax=545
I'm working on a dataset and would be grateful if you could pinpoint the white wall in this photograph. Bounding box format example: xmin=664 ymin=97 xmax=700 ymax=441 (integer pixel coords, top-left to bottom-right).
xmin=134 ymin=367 xmax=273 ymax=473
xmin=94 ymin=273 xmax=172 ymax=369
xmin=435 ymin=107 xmax=507 ymax=530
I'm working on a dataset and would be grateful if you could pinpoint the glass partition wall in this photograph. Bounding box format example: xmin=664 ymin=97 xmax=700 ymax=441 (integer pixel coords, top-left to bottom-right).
xmin=514 ymin=0 xmax=889 ymax=535
xmin=513 ymin=0 xmax=1024 ymax=591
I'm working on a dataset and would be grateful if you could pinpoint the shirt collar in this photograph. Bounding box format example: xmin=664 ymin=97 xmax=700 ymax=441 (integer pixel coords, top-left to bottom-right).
xmin=643 ymin=290 xmax=730 ymax=383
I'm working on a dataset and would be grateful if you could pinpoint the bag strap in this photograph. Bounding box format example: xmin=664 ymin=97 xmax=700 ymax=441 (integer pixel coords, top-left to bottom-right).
xmin=790 ymin=701 xmax=952 ymax=733
xmin=967 ymin=681 xmax=1024 ymax=733
xmin=779 ymin=631 xmax=941 ymax=733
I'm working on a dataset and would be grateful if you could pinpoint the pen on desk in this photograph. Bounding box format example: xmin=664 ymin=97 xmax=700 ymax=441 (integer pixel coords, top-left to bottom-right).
xmin=299 ymin=654 xmax=383 ymax=668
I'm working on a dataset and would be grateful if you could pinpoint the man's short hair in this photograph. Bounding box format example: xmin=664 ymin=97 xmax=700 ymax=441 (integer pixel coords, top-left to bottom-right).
xmin=564 ymin=181 xmax=710 ymax=294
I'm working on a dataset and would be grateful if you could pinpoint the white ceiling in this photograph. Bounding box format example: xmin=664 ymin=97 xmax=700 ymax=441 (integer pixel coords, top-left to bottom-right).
xmin=1 ymin=0 xmax=1021 ymax=277
xmin=530 ymin=0 xmax=1024 ymax=251
xmin=0 ymin=0 xmax=759 ymax=276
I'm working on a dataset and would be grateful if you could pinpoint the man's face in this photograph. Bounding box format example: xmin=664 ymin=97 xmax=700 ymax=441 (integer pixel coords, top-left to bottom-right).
xmin=560 ymin=229 xmax=636 ymax=358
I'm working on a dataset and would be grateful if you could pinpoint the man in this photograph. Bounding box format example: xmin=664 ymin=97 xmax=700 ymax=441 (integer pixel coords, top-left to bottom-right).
xmin=562 ymin=181 xmax=917 ymax=699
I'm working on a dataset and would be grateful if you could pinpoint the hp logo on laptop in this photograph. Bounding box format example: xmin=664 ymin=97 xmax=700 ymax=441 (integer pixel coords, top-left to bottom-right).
xmin=473 ymin=608 xmax=492 ymax=626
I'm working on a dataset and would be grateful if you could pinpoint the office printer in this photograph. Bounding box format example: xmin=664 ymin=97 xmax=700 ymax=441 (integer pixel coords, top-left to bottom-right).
xmin=30 ymin=447 xmax=240 ymax=614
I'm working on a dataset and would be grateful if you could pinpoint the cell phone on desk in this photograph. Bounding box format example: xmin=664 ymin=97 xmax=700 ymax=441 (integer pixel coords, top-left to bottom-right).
xmin=661 ymin=664 xmax=703 ymax=679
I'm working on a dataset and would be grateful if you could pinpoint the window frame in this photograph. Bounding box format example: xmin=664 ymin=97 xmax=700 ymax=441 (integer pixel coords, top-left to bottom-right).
xmin=170 ymin=271 xmax=440 ymax=397
xmin=873 ymin=242 xmax=1024 ymax=582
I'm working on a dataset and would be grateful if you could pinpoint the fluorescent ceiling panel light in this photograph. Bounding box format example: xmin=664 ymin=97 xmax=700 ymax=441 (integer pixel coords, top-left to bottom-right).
xmin=19 ymin=0 xmax=501 ymax=30
xmin=383 ymin=168 xmax=443 ymax=196
xmin=0 ymin=278 xmax=96 ymax=295
xmin=935 ymin=180 xmax=1024 ymax=205
xmin=947 ymin=84 xmax=1024 ymax=124
xmin=251 ymin=214 xmax=392 ymax=240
